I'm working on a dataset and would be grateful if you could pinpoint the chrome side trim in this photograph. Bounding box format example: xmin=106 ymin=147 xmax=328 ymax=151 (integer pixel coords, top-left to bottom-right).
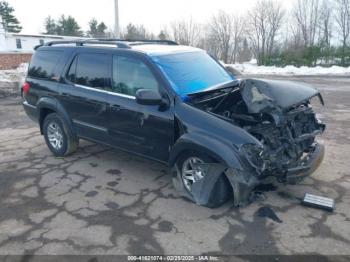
xmin=74 ymin=84 xmax=135 ymax=100
xmin=72 ymin=119 xmax=108 ymax=132
xmin=106 ymin=90 xmax=135 ymax=100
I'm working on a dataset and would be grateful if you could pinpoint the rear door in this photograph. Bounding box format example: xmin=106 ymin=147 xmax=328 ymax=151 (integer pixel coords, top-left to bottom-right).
xmin=59 ymin=52 xmax=110 ymax=142
xmin=106 ymin=53 xmax=174 ymax=162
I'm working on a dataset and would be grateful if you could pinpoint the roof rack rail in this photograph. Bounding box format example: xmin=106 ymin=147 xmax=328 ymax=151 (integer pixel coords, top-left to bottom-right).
xmin=33 ymin=39 xmax=179 ymax=51
xmin=35 ymin=40 xmax=131 ymax=50
xmin=90 ymin=38 xmax=179 ymax=46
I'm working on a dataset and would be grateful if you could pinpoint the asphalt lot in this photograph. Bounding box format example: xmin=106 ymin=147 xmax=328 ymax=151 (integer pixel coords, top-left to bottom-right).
xmin=0 ymin=76 xmax=349 ymax=256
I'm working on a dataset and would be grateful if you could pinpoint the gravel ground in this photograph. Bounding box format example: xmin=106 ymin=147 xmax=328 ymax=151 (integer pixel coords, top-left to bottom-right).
xmin=0 ymin=76 xmax=349 ymax=258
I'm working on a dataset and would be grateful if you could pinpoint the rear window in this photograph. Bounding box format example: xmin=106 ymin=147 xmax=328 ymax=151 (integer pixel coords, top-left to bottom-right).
xmin=74 ymin=53 xmax=109 ymax=89
xmin=28 ymin=50 xmax=62 ymax=80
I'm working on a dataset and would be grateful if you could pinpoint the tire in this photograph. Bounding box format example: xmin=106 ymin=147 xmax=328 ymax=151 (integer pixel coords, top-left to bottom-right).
xmin=43 ymin=113 xmax=78 ymax=156
xmin=173 ymin=151 xmax=232 ymax=208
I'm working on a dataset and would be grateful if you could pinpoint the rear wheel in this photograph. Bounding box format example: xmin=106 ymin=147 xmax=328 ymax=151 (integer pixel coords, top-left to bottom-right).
xmin=174 ymin=152 xmax=232 ymax=208
xmin=43 ymin=113 xmax=78 ymax=156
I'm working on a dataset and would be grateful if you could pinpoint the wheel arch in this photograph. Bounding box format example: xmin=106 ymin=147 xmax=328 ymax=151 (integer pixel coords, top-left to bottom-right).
xmin=169 ymin=132 xmax=253 ymax=207
xmin=37 ymin=97 xmax=75 ymax=136
xmin=169 ymin=132 xmax=243 ymax=169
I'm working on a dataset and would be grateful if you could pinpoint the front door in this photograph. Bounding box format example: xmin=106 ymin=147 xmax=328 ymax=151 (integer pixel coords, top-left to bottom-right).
xmin=107 ymin=54 xmax=173 ymax=162
xmin=59 ymin=52 xmax=110 ymax=142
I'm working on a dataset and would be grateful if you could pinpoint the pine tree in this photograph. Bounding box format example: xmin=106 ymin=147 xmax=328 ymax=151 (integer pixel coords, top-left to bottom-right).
xmin=158 ymin=30 xmax=169 ymax=40
xmin=88 ymin=18 xmax=98 ymax=37
xmin=57 ymin=15 xmax=83 ymax=36
xmin=87 ymin=19 xmax=107 ymax=38
xmin=97 ymin=22 xmax=107 ymax=37
xmin=0 ymin=1 xmax=22 ymax=33
xmin=44 ymin=16 xmax=57 ymax=35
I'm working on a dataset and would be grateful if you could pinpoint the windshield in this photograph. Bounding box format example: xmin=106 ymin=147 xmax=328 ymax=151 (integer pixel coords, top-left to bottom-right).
xmin=151 ymin=51 xmax=235 ymax=96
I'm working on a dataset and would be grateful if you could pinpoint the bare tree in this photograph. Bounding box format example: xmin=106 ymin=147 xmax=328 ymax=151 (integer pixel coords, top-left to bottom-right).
xmin=335 ymin=0 xmax=350 ymax=65
xmin=208 ymin=12 xmax=245 ymax=63
xmin=208 ymin=11 xmax=233 ymax=63
xmin=230 ymin=15 xmax=246 ymax=63
xmin=248 ymin=0 xmax=285 ymax=65
xmin=318 ymin=0 xmax=333 ymax=47
xmin=199 ymin=30 xmax=221 ymax=60
xmin=293 ymin=0 xmax=321 ymax=47
xmin=170 ymin=18 xmax=201 ymax=46
xmin=122 ymin=23 xmax=155 ymax=40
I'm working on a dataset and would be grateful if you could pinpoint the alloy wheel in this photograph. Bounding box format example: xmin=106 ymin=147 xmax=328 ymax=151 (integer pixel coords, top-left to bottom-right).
xmin=181 ymin=157 xmax=205 ymax=192
xmin=47 ymin=122 xmax=64 ymax=150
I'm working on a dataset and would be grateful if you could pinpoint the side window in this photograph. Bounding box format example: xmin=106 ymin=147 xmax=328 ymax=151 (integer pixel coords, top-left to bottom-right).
xmin=28 ymin=50 xmax=62 ymax=80
xmin=75 ymin=53 xmax=109 ymax=89
xmin=112 ymin=55 xmax=159 ymax=96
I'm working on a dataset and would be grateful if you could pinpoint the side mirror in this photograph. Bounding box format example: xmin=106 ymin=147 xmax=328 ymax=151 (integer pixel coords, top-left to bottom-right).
xmin=136 ymin=89 xmax=163 ymax=105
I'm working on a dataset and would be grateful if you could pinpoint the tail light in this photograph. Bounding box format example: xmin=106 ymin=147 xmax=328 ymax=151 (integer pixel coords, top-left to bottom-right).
xmin=21 ymin=82 xmax=30 ymax=97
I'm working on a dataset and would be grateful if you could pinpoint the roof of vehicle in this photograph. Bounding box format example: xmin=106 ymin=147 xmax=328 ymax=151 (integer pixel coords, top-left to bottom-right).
xmin=37 ymin=39 xmax=203 ymax=56
xmin=131 ymin=44 xmax=203 ymax=56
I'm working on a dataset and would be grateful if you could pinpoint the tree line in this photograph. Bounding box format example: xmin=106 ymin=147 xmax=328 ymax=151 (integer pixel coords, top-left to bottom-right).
xmin=116 ymin=0 xmax=350 ymax=67
xmin=155 ymin=0 xmax=350 ymax=67
xmin=43 ymin=16 xmax=108 ymax=38
xmin=2 ymin=0 xmax=350 ymax=67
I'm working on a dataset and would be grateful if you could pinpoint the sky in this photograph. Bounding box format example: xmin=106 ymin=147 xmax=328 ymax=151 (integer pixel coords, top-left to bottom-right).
xmin=7 ymin=0 xmax=293 ymax=35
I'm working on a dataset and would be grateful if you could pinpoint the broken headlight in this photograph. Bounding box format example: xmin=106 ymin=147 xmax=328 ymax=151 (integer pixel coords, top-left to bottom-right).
xmin=240 ymin=143 xmax=266 ymax=172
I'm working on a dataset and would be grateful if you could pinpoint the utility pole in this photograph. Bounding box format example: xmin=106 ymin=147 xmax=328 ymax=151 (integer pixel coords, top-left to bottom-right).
xmin=0 ymin=17 xmax=6 ymax=51
xmin=114 ymin=0 xmax=120 ymax=38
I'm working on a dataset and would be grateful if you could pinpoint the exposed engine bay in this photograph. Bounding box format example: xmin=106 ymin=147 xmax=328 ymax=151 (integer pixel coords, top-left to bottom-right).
xmin=187 ymin=78 xmax=326 ymax=182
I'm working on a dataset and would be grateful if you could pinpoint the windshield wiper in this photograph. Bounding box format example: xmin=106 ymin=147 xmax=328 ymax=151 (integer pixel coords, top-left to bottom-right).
xmin=186 ymin=80 xmax=239 ymax=97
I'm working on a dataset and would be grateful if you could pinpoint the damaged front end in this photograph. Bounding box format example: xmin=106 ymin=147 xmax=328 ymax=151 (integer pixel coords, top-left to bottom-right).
xmin=237 ymin=79 xmax=325 ymax=184
xmin=186 ymin=78 xmax=326 ymax=206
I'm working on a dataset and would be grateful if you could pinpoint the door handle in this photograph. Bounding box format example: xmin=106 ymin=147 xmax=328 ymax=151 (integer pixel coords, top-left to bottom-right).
xmin=86 ymin=98 xmax=100 ymax=104
xmin=111 ymin=105 xmax=122 ymax=112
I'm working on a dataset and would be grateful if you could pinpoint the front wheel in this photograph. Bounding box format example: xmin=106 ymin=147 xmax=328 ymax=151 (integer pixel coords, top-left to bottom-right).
xmin=173 ymin=152 xmax=232 ymax=208
xmin=43 ymin=113 xmax=78 ymax=156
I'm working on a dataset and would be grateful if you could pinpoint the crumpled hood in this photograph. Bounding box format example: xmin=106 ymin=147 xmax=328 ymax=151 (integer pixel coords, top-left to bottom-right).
xmin=239 ymin=79 xmax=323 ymax=113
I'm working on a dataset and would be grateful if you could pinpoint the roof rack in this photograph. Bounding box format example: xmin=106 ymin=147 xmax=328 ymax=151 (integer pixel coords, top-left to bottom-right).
xmin=34 ymin=38 xmax=179 ymax=51
xmin=90 ymin=38 xmax=179 ymax=46
xmin=34 ymin=40 xmax=131 ymax=50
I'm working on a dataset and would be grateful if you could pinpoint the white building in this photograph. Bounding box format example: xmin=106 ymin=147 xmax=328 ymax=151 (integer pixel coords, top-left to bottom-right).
xmin=0 ymin=21 xmax=86 ymax=53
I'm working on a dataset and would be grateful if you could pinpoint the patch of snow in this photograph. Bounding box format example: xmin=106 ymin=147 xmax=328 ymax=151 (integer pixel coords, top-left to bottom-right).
xmin=0 ymin=63 xmax=28 ymax=83
xmin=247 ymin=58 xmax=257 ymax=65
xmin=227 ymin=62 xmax=350 ymax=76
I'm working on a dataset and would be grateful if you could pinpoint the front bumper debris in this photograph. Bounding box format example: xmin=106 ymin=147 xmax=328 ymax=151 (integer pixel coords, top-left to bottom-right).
xmin=302 ymin=193 xmax=335 ymax=212
xmin=285 ymin=142 xmax=325 ymax=184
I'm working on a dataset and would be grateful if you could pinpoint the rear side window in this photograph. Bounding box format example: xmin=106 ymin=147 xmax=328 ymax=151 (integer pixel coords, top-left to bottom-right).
xmin=74 ymin=53 xmax=109 ymax=89
xmin=28 ymin=50 xmax=62 ymax=80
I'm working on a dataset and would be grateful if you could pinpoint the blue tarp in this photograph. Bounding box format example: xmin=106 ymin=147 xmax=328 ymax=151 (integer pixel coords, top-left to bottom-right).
xmin=151 ymin=51 xmax=235 ymax=98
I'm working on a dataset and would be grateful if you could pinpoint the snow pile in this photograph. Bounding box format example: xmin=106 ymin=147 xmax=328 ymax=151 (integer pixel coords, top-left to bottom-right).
xmin=227 ymin=60 xmax=350 ymax=76
xmin=0 ymin=63 xmax=28 ymax=83
xmin=0 ymin=63 xmax=28 ymax=97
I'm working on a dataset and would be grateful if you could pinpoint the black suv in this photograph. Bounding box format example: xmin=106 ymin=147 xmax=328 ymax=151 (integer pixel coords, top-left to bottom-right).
xmin=22 ymin=39 xmax=325 ymax=208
